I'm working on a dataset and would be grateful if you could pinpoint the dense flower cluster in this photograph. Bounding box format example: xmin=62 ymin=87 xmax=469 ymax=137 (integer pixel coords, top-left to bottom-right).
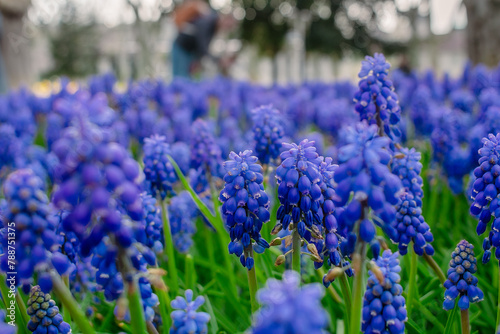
xmin=0 ymin=169 xmax=60 ymax=289
xmin=220 ymin=150 xmax=270 ymax=269
xmin=354 ymin=53 xmax=402 ymax=140
xmin=391 ymin=148 xmax=434 ymax=256
xmin=251 ymin=271 xmax=328 ymax=334
xmin=443 ymin=240 xmax=483 ymax=310
xmin=275 ymin=139 xmax=322 ymax=241
xmin=51 ymin=119 xmax=142 ymax=256
xmin=251 ymin=105 xmax=285 ymax=164
xmin=170 ymin=289 xmax=210 ymax=334
xmin=362 ymin=250 xmax=407 ymax=334
xmin=334 ymin=122 xmax=402 ymax=256
xmin=143 ymin=134 xmax=177 ymax=200
xmin=470 ymin=133 xmax=500 ymax=263
xmin=27 ymin=285 xmax=71 ymax=334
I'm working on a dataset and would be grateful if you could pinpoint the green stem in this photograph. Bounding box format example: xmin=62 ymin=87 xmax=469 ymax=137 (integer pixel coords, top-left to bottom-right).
xmin=407 ymin=244 xmax=418 ymax=317
xmin=245 ymin=245 xmax=259 ymax=313
xmin=339 ymin=273 xmax=352 ymax=324
xmin=62 ymin=275 xmax=72 ymax=325
xmin=126 ymin=277 xmax=148 ymax=334
xmin=49 ymin=270 xmax=96 ymax=334
xmin=203 ymin=226 xmax=216 ymax=280
xmin=155 ymin=288 xmax=171 ymax=334
xmin=461 ymin=309 xmax=470 ymax=334
xmin=185 ymin=254 xmax=196 ymax=290
xmin=160 ymin=199 xmax=179 ymax=295
xmin=208 ymin=173 xmax=239 ymax=297
xmin=15 ymin=291 xmax=29 ymax=325
xmin=291 ymin=228 xmax=301 ymax=273
xmin=423 ymin=253 xmax=446 ymax=284
xmin=0 ymin=276 xmax=28 ymax=334
xmin=497 ymin=267 xmax=500 ymax=331
xmin=349 ymin=244 xmax=366 ymax=334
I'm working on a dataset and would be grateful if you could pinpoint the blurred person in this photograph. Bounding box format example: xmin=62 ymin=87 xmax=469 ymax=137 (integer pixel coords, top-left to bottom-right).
xmin=172 ymin=0 xmax=236 ymax=78
xmin=0 ymin=0 xmax=32 ymax=90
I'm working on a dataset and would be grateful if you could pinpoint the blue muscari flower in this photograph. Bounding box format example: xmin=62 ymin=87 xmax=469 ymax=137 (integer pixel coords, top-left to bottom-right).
xmin=170 ymin=142 xmax=191 ymax=175
xmin=354 ymin=53 xmax=402 ymax=140
xmin=27 ymin=285 xmax=71 ymax=334
xmin=136 ymin=193 xmax=163 ymax=254
xmin=443 ymin=240 xmax=483 ymax=310
xmin=170 ymin=289 xmax=210 ymax=334
xmin=391 ymin=148 xmax=434 ymax=256
xmin=315 ymin=156 xmax=354 ymax=286
xmin=251 ymin=105 xmax=285 ymax=165
xmin=275 ymin=139 xmax=323 ymax=243
xmin=143 ymin=134 xmax=177 ymax=200
xmin=392 ymin=192 xmax=434 ymax=256
xmin=51 ymin=119 xmax=143 ymax=256
xmin=190 ymin=119 xmax=223 ymax=175
xmin=0 ymin=169 xmax=61 ymax=289
xmin=220 ymin=150 xmax=270 ymax=269
xmin=430 ymin=107 xmax=471 ymax=194
xmin=251 ymin=270 xmax=329 ymax=334
xmin=362 ymin=250 xmax=407 ymax=334
xmin=0 ymin=124 xmax=22 ymax=177
xmin=334 ymin=122 xmax=402 ymax=257
xmin=410 ymin=85 xmax=434 ymax=137
xmin=0 ymin=310 xmax=16 ymax=334
xmin=450 ymin=89 xmax=475 ymax=113
xmin=470 ymin=133 xmax=500 ymax=263
xmin=169 ymin=191 xmax=197 ymax=253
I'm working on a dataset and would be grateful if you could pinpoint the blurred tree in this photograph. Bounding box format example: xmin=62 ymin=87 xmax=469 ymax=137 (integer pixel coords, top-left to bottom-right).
xmin=237 ymin=0 xmax=407 ymax=81
xmin=43 ymin=2 xmax=99 ymax=79
xmin=463 ymin=0 xmax=500 ymax=66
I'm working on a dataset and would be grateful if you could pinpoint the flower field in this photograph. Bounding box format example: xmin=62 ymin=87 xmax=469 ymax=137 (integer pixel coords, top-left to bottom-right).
xmin=0 ymin=54 xmax=499 ymax=334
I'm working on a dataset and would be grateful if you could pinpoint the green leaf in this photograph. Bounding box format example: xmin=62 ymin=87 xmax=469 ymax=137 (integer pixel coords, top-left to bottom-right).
xmin=167 ymin=156 xmax=220 ymax=231
xmin=406 ymin=318 xmax=425 ymax=334
xmin=444 ymin=300 xmax=459 ymax=334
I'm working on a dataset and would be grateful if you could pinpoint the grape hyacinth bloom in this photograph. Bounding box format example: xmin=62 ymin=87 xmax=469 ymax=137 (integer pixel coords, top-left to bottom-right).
xmin=0 ymin=310 xmax=16 ymax=334
xmin=143 ymin=134 xmax=177 ymax=200
xmin=443 ymin=240 xmax=483 ymax=310
xmin=251 ymin=105 xmax=285 ymax=165
xmin=313 ymin=156 xmax=354 ymax=286
xmin=27 ymin=285 xmax=71 ymax=334
xmin=391 ymin=148 xmax=434 ymax=256
xmin=470 ymin=133 xmax=500 ymax=263
xmin=0 ymin=169 xmax=60 ymax=289
xmin=190 ymin=118 xmax=222 ymax=174
xmin=275 ymin=139 xmax=322 ymax=241
xmin=334 ymin=122 xmax=402 ymax=257
xmin=219 ymin=150 xmax=270 ymax=269
xmin=354 ymin=53 xmax=402 ymax=140
xmin=51 ymin=119 xmax=143 ymax=257
xmin=362 ymin=250 xmax=407 ymax=333
xmin=251 ymin=270 xmax=329 ymax=334
xmin=136 ymin=193 xmax=164 ymax=255
xmin=169 ymin=191 xmax=197 ymax=253
xmin=170 ymin=289 xmax=210 ymax=334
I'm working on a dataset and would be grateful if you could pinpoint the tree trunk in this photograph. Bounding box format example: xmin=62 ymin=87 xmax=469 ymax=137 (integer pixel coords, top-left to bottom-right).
xmin=464 ymin=0 xmax=500 ymax=66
